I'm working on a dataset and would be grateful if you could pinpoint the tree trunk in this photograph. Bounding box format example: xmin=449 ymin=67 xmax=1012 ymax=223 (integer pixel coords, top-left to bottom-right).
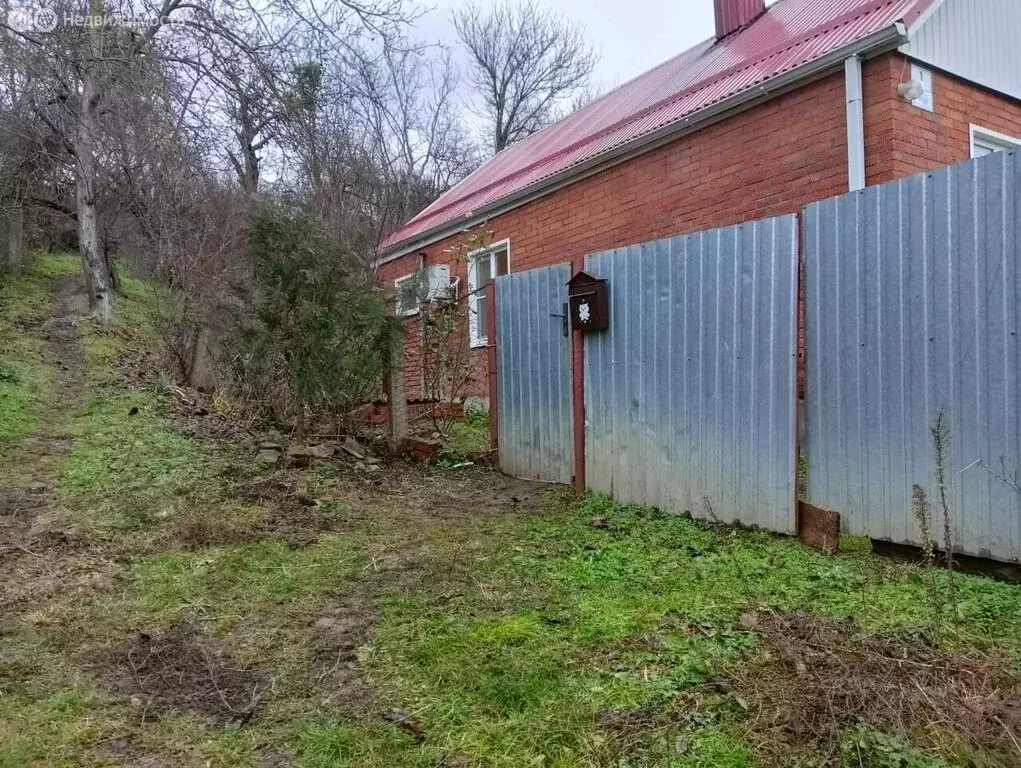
xmin=7 ymin=205 xmax=23 ymax=276
xmin=242 ymin=143 xmax=260 ymax=194
xmin=75 ymin=16 xmax=111 ymax=321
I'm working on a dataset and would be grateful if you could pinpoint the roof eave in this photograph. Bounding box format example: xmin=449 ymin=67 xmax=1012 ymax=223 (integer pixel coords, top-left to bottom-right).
xmin=376 ymin=21 xmax=909 ymax=268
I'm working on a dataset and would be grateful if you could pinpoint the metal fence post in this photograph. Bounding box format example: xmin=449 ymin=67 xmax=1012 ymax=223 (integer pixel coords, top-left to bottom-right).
xmin=571 ymin=261 xmax=586 ymax=492
xmin=485 ymin=278 xmax=499 ymax=453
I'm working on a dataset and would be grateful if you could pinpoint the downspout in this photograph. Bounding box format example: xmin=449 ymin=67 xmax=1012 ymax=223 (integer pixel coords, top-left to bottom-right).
xmin=844 ymin=54 xmax=866 ymax=191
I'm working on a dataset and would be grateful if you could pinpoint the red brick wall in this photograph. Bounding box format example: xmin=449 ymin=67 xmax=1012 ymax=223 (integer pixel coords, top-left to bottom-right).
xmin=381 ymin=69 xmax=851 ymax=398
xmin=381 ymin=52 xmax=1021 ymax=399
xmin=865 ymin=53 xmax=1021 ymax=181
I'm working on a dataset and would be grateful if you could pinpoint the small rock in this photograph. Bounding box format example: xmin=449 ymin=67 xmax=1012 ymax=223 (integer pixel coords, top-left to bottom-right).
xmin=256 ymin=449 xmax=281 ymax=466
xmin=674 ymin=737 xmax=688 ymax=755
xmin=590 ymin=515 xmax=610 ymax=528
xmin=341 ymin=437 xmax=366 ymax=459
xmin=365 ymin=456 xmax=382 ymax=465
xmin=738 ymin=612 xmax=759 ymax=631
xmin=286 ymin=444 xmax=311 ymax=458
xmin=354 ymin=461 xmax=366 ymax=471
xmin=308 ymin=443 xmax=335 ymax=459
xmin=258 ymin=441 xmax=282 ymax=451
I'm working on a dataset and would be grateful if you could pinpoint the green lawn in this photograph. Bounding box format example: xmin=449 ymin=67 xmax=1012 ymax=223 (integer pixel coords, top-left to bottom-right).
xmin=1 ymin=256 xmax=1020 ymax=767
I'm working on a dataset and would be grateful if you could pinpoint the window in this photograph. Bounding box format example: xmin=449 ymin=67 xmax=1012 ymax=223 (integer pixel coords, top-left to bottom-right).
xmin=393 ymin=273 xmax=421 ymax=316
xmin=910 ymin=64 xmax=934 ymax=112
xmin=468 ymin=240 xmax=510 ymax=347
xmin=970 ymin=125 xmax=1021 ymax=158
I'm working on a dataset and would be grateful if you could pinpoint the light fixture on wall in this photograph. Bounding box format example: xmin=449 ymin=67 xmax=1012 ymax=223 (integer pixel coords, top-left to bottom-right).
xmin=897 ymin=79 xmax=924 ymax=102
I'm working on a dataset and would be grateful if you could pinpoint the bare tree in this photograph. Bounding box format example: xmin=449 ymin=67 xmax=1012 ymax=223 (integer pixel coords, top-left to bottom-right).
xmin=452 ymin=0 xmax=597 ymax=153
xmin=0 ymin=0 xmax=416 ymax=316
xmin=348 ymin=41 xmax=481 ymax=240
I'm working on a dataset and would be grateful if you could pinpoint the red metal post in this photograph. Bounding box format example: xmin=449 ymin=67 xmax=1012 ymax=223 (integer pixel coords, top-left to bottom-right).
xmin=571 ymin=261 xmax=586 ymax=492
xmin=485 ymin=278 xmax=499 ymax=453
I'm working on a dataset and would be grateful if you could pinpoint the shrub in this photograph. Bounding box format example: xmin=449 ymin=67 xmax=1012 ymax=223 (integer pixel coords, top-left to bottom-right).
xmin=235 ymin=197 xmax=396 ymax=436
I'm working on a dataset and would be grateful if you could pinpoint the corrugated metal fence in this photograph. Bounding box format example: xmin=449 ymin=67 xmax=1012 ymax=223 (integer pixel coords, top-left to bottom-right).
xmin=804 ymin=150 xmax=1021 ymax=562
xmin=584 ymin=216 xmax=799 ymax=532
xmin=495 ymin=263 xmax=574 ymax=484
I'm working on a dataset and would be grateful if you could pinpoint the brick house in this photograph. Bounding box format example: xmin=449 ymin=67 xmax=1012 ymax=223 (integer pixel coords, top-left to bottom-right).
xmin=377 ymin=0 xmax=1021 ymax=405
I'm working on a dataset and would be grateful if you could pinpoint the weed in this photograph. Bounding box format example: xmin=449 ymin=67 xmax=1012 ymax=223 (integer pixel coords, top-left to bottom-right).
xmin=839 ymin=726 xmax=949 ymax=768
xmin=931 ymin=410 xmax=958 ymax=627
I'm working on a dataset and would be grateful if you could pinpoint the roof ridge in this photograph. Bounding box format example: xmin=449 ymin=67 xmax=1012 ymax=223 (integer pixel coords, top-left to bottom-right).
xmin=385 ymin=0 xmax=914 ymax=249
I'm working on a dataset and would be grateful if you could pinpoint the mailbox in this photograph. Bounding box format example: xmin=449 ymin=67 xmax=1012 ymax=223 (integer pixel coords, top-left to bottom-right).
xmin=567 ymin=270 xmax=608 ymax=332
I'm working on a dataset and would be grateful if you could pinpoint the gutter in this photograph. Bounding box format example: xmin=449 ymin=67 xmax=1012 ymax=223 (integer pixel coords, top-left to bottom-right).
xmin=845 ymin=54 xmax=866 ymax=191
xmin=377 ymin=21 xmax=909 ymax=267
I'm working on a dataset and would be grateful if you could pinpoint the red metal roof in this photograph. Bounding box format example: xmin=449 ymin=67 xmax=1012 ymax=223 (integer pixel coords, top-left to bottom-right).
xmin=381 ymin=0 xmax=937 ymax=255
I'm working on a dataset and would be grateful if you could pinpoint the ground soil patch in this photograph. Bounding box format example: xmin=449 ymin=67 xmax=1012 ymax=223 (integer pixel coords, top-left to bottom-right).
xmin=116 ymin=621 xmax=270 ymax=725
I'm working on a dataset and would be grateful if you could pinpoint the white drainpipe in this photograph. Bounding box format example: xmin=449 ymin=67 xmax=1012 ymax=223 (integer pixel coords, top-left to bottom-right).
xmin=845 ymin=54 xmax=866 ymax=191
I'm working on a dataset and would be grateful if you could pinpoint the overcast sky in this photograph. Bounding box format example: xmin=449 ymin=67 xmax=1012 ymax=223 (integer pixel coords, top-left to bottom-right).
xmin=413 ymin=0 xmax=780 ymax=93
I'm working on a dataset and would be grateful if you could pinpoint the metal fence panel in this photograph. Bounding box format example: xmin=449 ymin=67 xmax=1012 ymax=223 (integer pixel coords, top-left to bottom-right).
xmin=495 ymin=263 xmax=574 ymax=483
xmin=805 ymin=150 xmax=1021 ymax=563
xmin=585 ymin=216 xmax=799 ymax=533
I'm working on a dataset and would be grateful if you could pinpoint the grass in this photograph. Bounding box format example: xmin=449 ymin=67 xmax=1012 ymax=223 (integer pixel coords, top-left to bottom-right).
xmin=3 ymin=258 xmax=1021 ymax=767
xmin=131 ymin=536 xmax=362 ymax=630
xmin=80 ymin=268 xmax=163 ymax=383
xmin=55 ymin=391 xmax=199 ymax=529
xmin=0 ymin=254 xmax=79 ymax=450
xmin=435 ymin=407 xmax=491 ymax=462
xmin=0 ymin=359 xmax=48 ymax=446
xmin=358 ymin=495 xmax=1021 ymax=766
xmin=0 ymin=684 xmax=128 ymax=767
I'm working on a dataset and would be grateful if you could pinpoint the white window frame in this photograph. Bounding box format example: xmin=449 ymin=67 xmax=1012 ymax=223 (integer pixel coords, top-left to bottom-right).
xmin=970 ymin=124 xmax=1021 ymax=158
xmin=467 ymin=238 xmax=511 ymax=348
xmin=393 ymin=273 xmax=421 ymax=317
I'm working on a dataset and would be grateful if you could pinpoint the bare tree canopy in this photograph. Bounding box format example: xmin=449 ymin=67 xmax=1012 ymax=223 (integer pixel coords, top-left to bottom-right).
xmin=453 ymin=0 xmax=598 ymax=153
xmin=0 ymin=0 xmax=480 ymax=320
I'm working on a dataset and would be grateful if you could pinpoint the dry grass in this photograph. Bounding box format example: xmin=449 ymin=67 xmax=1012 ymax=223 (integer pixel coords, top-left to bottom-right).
xmin=732 ymin=612 xmax=1021 ymax=759
xmin=116 ymin=621 xmax=270 ymax=725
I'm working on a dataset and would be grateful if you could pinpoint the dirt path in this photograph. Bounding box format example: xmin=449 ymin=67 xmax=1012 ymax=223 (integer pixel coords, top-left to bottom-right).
xmin=0 ymin=275 xmax=88 ymax=575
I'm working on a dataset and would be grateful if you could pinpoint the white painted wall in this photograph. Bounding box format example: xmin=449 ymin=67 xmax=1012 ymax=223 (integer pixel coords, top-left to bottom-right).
xmin=902 ymin=0 xmax=1021 ymax=100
